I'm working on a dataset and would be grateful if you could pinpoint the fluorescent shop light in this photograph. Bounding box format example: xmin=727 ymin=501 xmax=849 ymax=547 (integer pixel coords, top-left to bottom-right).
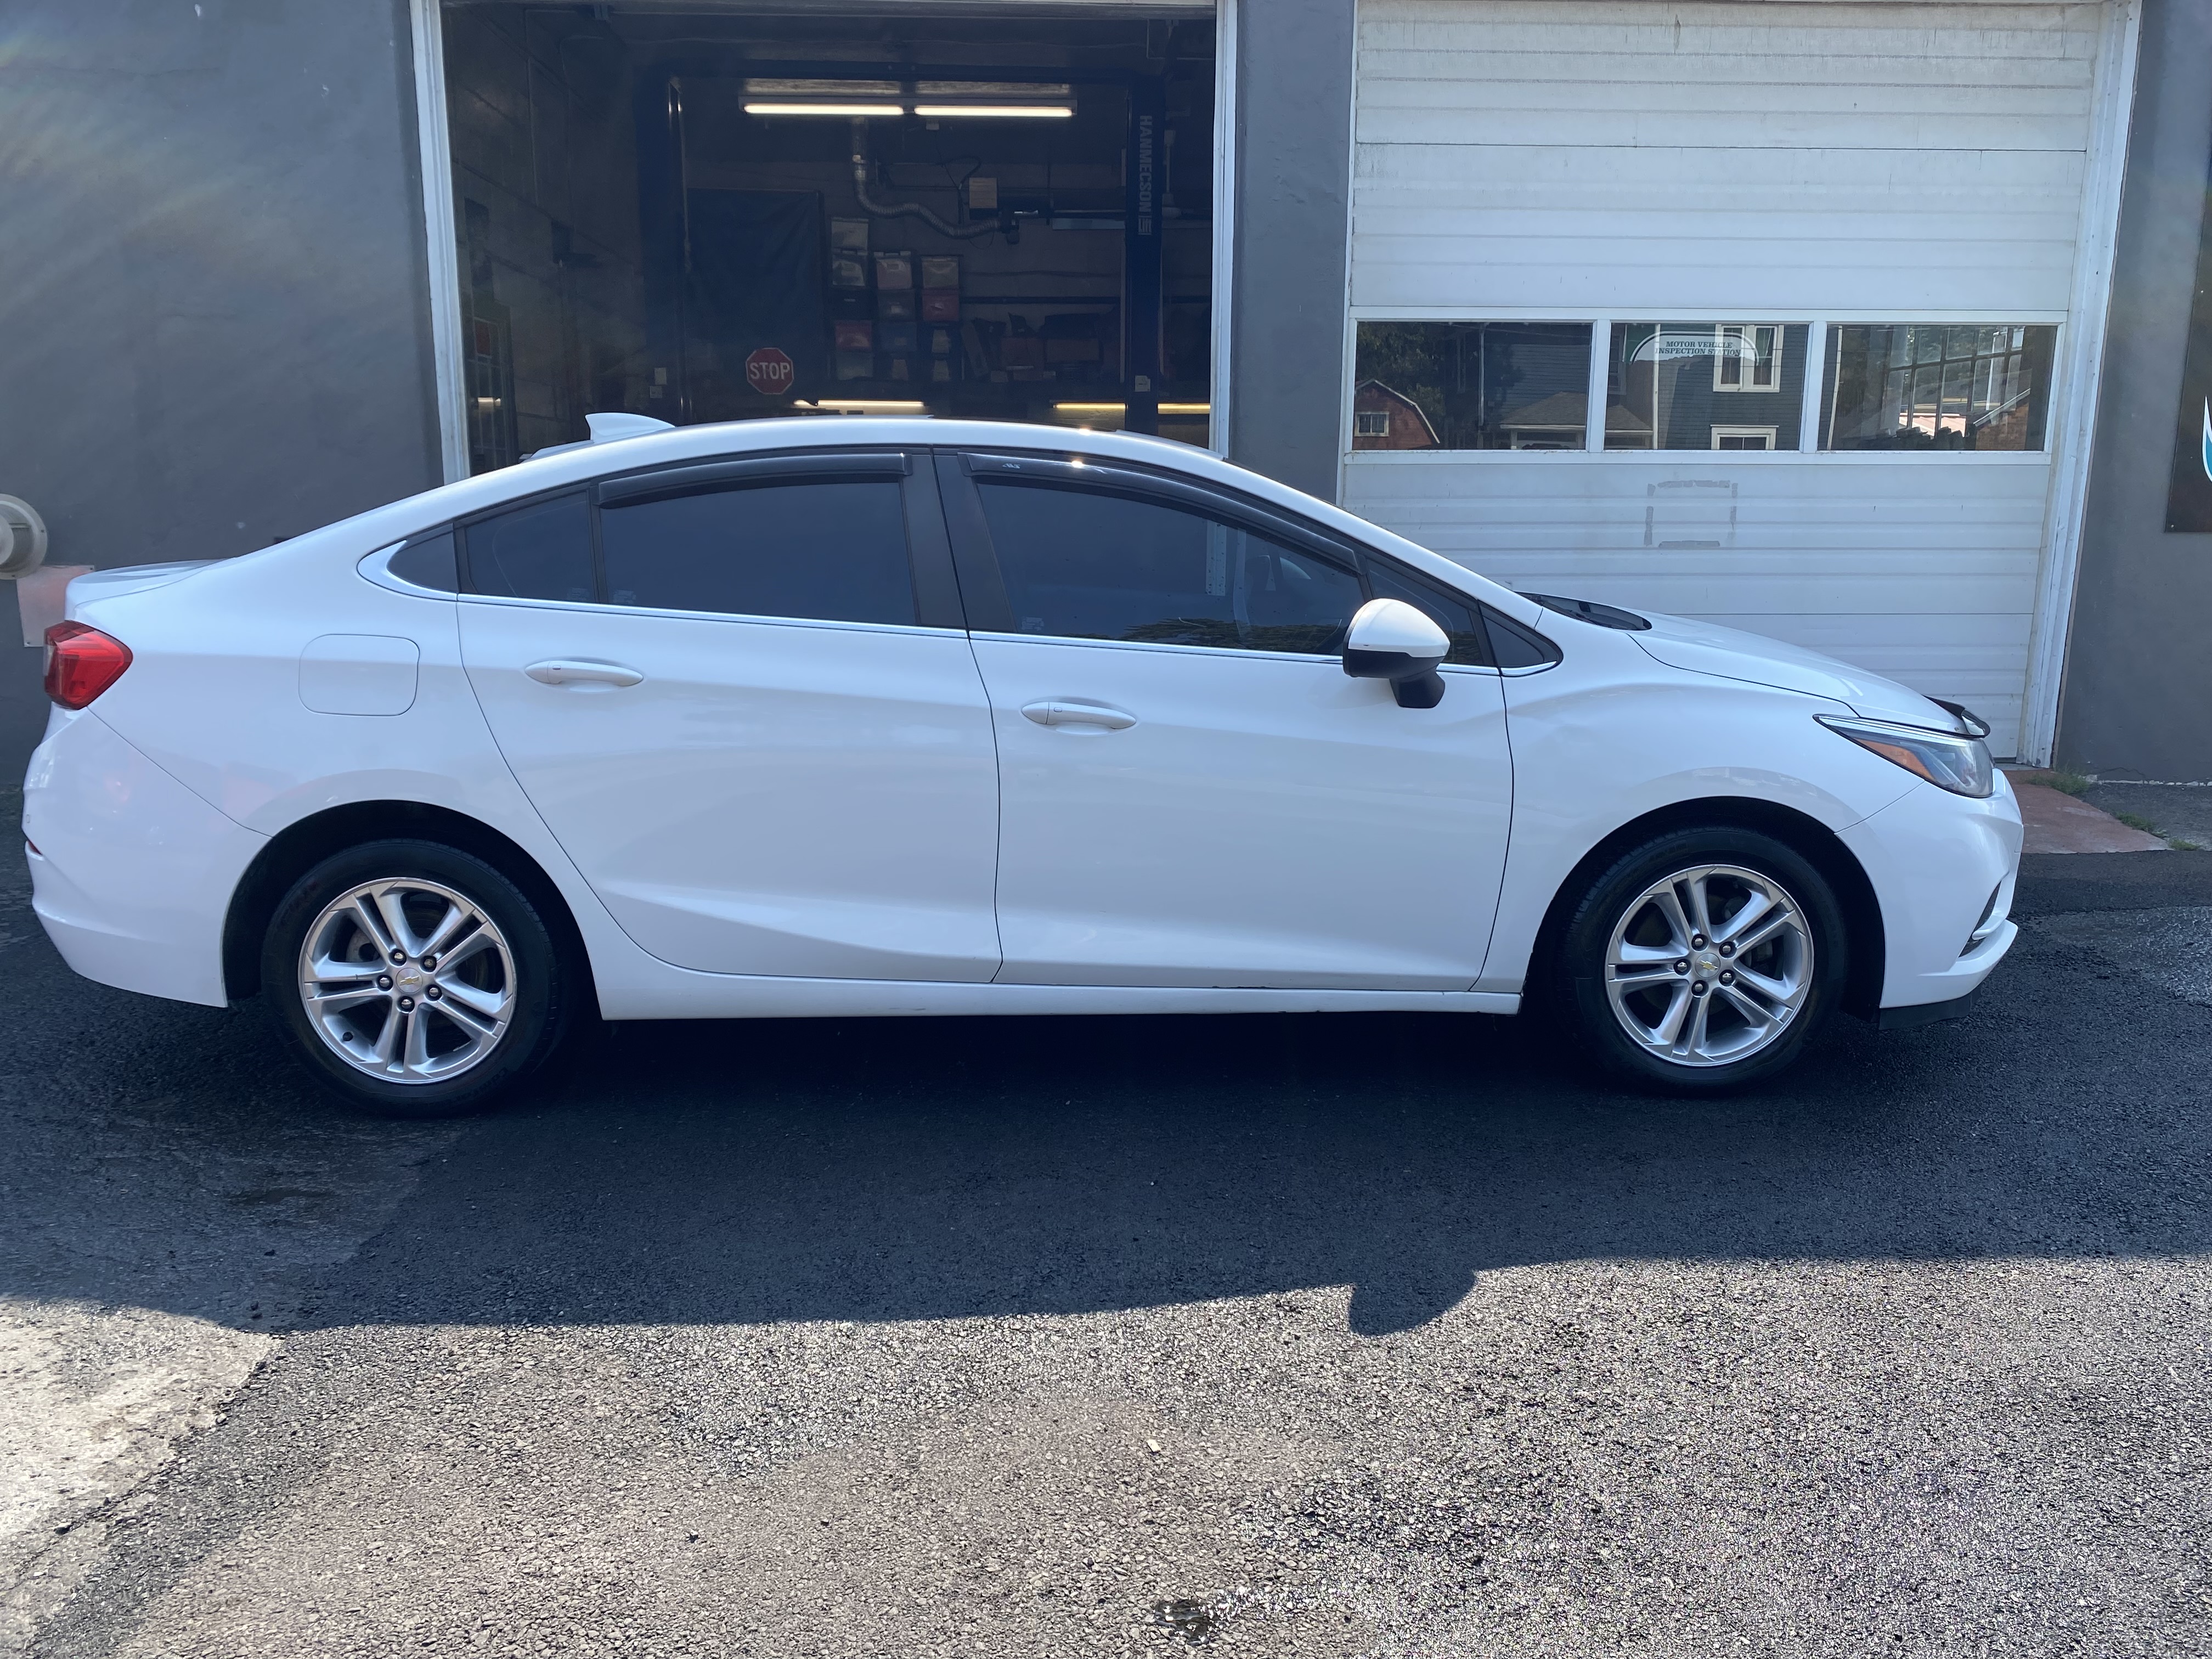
xmin=744 ymin=103 xmax=904 ymax=116
xmin=913 ymin=105 xmax=1071 ymax=119
xmin=744 ymin=78 xmax=899 ymax=98
xmin=916 ymin=81 xmax=1071 ymax=99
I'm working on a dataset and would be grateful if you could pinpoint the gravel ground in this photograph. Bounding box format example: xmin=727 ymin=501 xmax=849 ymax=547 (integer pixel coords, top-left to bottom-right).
xmin=7 ymin=848 xmax=2212 ymax=1657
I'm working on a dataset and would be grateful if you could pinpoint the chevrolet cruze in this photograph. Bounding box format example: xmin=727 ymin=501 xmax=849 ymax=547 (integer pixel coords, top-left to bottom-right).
xmin=22 ymin=417 xmax=2021 ymax=1115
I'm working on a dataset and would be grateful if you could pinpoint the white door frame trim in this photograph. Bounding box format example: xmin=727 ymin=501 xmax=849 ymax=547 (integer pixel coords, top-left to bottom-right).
xmin=1334 ymin=0 xmax=1364 ymax=495
xmin=1207 ymin=0 xmax=1238 ymax=458
xmin=2020 ymin=0 xmax=2142 ymax=765
xmin=408 ymin=0 xmax=470 ymax=485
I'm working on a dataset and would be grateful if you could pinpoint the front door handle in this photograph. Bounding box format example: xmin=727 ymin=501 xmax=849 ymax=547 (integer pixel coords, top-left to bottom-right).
xmin=525 ymin=659 xmax=645 ymax=688
xmin=1020 ymin=699 xmax=1137 ymax=730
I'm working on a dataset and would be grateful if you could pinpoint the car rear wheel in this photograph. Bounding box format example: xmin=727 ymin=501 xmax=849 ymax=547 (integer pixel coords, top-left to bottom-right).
xmin=1555 ymin=827 xmax=1846 ymax=1092
xmin=263 ymin=839 xmax=573 ymax=1118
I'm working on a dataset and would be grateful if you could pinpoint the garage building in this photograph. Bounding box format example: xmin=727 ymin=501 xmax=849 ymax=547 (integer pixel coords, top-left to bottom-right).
xmin=5 ymin=0 xmax=2203 ymax=778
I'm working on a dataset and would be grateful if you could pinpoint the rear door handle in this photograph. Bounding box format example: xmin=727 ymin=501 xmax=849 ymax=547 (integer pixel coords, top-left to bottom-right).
xmin=525 ymin=659 xmax=645 ymax=688
xmin=1020 ymin=699 xmax=1137 ymax=730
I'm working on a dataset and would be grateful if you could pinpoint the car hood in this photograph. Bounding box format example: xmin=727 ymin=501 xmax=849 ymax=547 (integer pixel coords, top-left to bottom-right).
xmin=1630 ymin=611 xmax=1961 ymax=729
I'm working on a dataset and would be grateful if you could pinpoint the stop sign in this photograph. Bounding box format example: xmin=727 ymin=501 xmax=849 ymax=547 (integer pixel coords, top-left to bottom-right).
xmin=744 ymin=347 xmax=796 ymax=397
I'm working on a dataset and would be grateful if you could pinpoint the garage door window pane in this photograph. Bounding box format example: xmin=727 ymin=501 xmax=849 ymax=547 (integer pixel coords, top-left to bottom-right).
xmin=1604 ymin=324 xmax=1807 ymax=450
xmin=464 ymin=493 xmax=595 ymax=603
xmin=978 ymin=484 xmax=1363 ymax=654
xmin=1352 ymin=323 xmax=1594 ymax=450
xmin=1820 ymin=324 xmax=2055 ymax=452
xmin=599 ymin=480 xmax=916 ymax=624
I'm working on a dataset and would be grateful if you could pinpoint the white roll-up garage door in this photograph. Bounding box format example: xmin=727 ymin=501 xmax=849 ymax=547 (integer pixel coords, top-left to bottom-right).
xmin=1341 ymin=0 xmax=2136 ymax=759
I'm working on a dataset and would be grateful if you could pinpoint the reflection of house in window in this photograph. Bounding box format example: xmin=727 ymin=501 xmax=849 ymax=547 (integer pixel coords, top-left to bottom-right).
xmin=1495 ymin=391 xmax=1585 ymax=449
xmin=1714 ymin=325 xmax=1781 ymax=392
xmin=1608 ymin=322 xmax=1807 ymax=449
xmin=1488 ymin=392 xmax=1652 ymax=449
xmin=1605 ymin=401 xmax=1651 ymax=448
xmin=1711 ymin=424 xmax=1776 ymax=450
xmin=1352 ymin=380 xmax=1440 ymax=450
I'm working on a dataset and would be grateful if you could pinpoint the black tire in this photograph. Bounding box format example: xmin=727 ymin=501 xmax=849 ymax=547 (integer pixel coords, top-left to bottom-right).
xmin=262 ymin=838 xmax=574 ymax=1118
xmin=1551 ymin=826 xmax=1847 ymax=1094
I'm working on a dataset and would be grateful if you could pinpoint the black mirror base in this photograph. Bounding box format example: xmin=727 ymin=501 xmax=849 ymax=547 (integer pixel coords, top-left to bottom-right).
xmin=1392 ymin=672 xmax=1446 ymax=709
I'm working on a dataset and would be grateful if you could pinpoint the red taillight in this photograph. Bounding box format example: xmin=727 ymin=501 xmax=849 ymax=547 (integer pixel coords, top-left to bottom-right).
xmin=43 ymin=622 xmax=133 ymax=709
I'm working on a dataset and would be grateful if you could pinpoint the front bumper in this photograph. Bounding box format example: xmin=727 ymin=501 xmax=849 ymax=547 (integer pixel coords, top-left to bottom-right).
xmin=1838 ymin=774 xmax=2023 ymax=1014
xmin=22 ymin=710 xmax=265 ymax=1008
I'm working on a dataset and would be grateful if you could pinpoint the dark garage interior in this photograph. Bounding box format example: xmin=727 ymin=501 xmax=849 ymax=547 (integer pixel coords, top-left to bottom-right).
xmin=441 ymin=3 xmax=1218 ymax=472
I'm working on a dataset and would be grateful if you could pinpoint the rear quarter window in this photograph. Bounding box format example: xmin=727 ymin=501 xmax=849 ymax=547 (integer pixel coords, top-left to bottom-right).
xmin=461 ymin=493 xmax=594 ymax=603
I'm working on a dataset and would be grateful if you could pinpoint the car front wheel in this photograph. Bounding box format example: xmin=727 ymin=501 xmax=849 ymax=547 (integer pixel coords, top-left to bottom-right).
xmin=1556 ymin=827 xmax=1847 ymax=1092
xmin=262 ymin=839 xmax=573 ymax=1118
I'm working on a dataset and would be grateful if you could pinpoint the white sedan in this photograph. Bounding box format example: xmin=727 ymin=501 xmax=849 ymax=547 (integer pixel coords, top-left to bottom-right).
xmin=22 ymin=418 xmax=2020 ymax=1115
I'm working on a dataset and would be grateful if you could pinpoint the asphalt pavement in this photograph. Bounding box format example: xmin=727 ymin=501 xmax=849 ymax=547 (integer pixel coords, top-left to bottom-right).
xmin=5 ymin=837 xmax=2212 ymax=1657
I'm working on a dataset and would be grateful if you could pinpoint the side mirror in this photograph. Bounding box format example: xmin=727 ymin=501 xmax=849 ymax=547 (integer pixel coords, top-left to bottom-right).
xmin=1342 ymin=597 xmax=1448 ymax=709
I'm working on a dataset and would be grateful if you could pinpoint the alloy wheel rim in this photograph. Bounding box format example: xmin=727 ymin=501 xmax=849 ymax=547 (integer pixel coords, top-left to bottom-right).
xmin=1602 ymin=863 xmax=1813 ymax=1068
xmin=297 ymin=877 xmax=516 ymax=1085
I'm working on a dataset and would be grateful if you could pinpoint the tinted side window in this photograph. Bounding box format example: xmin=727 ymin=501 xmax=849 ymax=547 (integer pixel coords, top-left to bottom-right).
xmin=1362 ymin=558 xmax=1492 ymax=667
xmin=1486 ymin=608 xmax=1562 ymax=669
xmin=599 ymin=479 xmax=915 ymax=625
xmin=387 ymin=529 xmax=458 ymax=592
xmin=464 ymin=493 xmax=594 ymax=603
xmin=976 ymin=483 xmax=1364 ymax=655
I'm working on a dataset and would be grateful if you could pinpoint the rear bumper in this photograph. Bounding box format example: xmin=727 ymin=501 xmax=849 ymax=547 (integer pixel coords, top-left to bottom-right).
xmin=22 ymin=710 xmax=263 ymax=1008
xmin=1838 ymin=776 xmax=2023 ymax=1015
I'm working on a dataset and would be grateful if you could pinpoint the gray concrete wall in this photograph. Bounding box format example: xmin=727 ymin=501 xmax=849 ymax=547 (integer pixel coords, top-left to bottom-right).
xmin=2057 ymin=0 xmax=2212 ymax=780
xmin=1225 ymin=0 xmax=1356 ymax=503
xmin=0 ymin=0 xmax=443 ymax=778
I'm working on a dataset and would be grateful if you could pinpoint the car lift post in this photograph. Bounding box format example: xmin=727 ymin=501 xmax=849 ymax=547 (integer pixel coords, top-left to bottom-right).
xmin=1122 ymin=75 xmax=1166 ymax=436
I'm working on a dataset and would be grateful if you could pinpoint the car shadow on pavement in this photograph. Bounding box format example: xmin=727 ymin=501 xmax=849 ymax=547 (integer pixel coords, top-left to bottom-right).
xmin=302 ymin=900 xmax=2211 ymax=1336
xmin=6 ymin=854 xmax=2210 ymax=1340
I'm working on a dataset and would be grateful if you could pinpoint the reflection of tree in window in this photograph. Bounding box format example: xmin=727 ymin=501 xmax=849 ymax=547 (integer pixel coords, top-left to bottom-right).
xmin=1821 ymin=325 xmax=2055 ymax=452
xmin=1353 ymin=323 xmax=1593 ymax=450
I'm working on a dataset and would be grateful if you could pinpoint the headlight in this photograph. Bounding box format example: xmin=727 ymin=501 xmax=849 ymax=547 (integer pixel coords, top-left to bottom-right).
xmin=1816 ymin=715 xmax=1995 ymax=798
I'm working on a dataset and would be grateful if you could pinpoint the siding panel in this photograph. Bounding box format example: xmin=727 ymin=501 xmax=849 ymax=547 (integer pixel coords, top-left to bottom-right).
xmin=1351 ymin=1 xmax=2101 ymax=312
